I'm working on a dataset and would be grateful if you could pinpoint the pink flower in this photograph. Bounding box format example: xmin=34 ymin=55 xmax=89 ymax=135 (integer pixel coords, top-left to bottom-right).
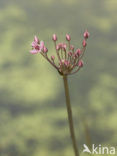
xmin=31 ymin=41 xmax=39 ymax=49
xmin=30 ymin=36 xmax=45 ymax=54
xmin=31 ymin=41 xmax=37 ymax=47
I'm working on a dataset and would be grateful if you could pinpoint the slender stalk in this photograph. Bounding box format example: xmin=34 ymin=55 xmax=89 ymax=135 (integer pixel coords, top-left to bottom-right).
xmin=54 ymin=42 xmax=61 ymax=61
xmin=63 ymin=75 xmax=79 ymax=156
xmin=41 ymin=53 xmax=58 ymax=70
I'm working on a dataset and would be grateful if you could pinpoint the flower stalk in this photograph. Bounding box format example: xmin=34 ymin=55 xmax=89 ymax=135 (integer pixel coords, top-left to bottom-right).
xmin=63 ymin=75 xmax=79 ymax=156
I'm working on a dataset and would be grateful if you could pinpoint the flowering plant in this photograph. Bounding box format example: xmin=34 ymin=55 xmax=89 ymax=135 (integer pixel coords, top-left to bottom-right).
xmin=30 ymin=30 xmax=89 ymax=156
xmin=30 ymin=31 xmax=89 ymax=75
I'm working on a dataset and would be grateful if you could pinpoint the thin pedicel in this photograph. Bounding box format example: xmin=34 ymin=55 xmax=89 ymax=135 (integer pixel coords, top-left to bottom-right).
xmin=30 ymin=30 xmax=89 ymax=156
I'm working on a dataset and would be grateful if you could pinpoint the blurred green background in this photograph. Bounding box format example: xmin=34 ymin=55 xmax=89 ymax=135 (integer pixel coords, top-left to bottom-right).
xmin=0 ymin=0 xmax=117 ymax=155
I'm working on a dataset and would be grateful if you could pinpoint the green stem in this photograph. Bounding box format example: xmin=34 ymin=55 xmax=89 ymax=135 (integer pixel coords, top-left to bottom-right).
xmin=63 ymin=75 xmax=79 ymax=156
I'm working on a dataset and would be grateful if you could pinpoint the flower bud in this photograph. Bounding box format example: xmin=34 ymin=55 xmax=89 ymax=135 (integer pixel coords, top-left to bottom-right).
xmin=82 ymin=40 xmax=87 ymax=47
xmin=84 ymin=30 xmax=90 ymax=39
xmin=51 ymin=55 xmax=55 ymax=61
xmin=52 ymin=34 xmax=57 ymax=41
xmin=76 ymin=49 xmax=81 ymax=56
xmin=43 ymin=46 xmax=48 ymax=53
xmin=78 ymin=60 xmax=83 ymax=67
xmin=66 ymin=34 xmax=71 ymax=41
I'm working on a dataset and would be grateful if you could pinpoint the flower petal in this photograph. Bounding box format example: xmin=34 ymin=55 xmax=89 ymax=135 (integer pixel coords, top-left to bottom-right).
xmin=34 ymin=36 xmax=39 ymax=43
xmin=31 ymin=41 xmax=38 ymax=47
xmin=40 ymin=41 xmax=44 ymax=50
xmin=30 ymin=49 xmax=38 ymax=54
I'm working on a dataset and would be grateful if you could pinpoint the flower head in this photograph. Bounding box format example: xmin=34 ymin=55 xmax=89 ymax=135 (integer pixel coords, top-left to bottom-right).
xmin=30 ymin=30 xmax=89 ymax=75
xmin=30 ymin=36 xmax=47 ymax=54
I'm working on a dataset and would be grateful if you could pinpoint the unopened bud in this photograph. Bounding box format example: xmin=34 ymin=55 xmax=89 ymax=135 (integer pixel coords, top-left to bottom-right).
xmin=51 ymin=55 xmax=55 ymax=61
xmin=84 ymin=30 xmax=90 ymax=39
xmin=52 ymin=34 xmax=57 ymax=41
xmin=78 ymin=60 xmax=83 ymax=67
xmin=76 ymin=49 xmax=81 ymax=56
xmin=43 ymin=47 xmax=48 ymax=53
xmin=82 ymin=40 xmax=87 ymax=47
xmin=66 ymin=34 xmax=71 ymax=41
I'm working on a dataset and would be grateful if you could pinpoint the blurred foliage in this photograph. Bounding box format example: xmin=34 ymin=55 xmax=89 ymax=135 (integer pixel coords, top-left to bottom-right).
xmin=0 ymin=0 xmax=117 ymax=156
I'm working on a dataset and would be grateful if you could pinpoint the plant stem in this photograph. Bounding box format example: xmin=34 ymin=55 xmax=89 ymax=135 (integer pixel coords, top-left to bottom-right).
xmin=63 ymin=75 xmax=79 ymax=156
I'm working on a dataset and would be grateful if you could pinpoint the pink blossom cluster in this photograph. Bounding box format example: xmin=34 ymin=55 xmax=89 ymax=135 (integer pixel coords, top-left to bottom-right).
xmin=30 ymin=30 xmax=89 ymax=75
xmin=30 ymin=36 xmax=48 ymax=54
